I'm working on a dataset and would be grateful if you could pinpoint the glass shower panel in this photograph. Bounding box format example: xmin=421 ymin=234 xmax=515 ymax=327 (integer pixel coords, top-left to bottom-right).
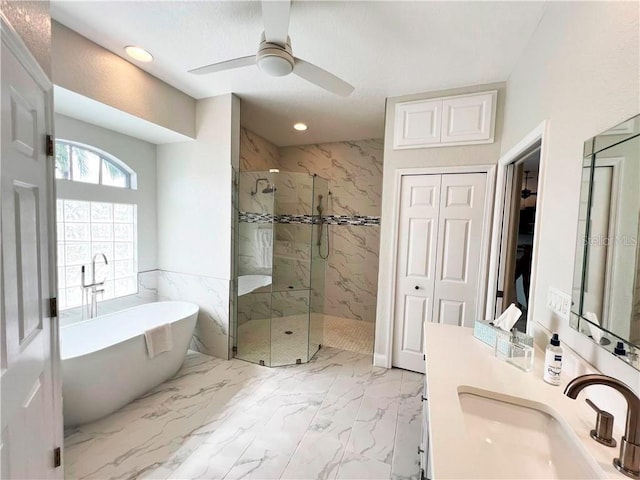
xmin=236 ymin=171 xmax=276 ymax=366
xmin=309 ymin=176 xmax=329 ymax=358
xmin=235 ymin=171 xmax=327 ymax=367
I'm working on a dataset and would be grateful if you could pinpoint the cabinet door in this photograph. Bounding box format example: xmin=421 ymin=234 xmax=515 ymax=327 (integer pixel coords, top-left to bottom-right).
xmin=394 ymin=99 xmax=442 ymax=149
xmin=441 ymin=91 xmax=496 ymax=144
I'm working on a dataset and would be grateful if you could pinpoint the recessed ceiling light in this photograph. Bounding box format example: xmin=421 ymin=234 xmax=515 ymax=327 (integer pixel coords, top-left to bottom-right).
xmin=293 ymin=123 xmax=307 ymax=131
xmin=124 ymin=46 xmax=154 ymax=62
xmin=269 ymin=168 xmax=280 ymax=173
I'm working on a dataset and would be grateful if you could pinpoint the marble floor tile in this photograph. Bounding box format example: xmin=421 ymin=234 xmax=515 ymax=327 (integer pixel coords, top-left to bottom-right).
xmin=337 ymin=452 xmax=392 ymax=480
xmin=347 ymin=418 xmax=397 ymax=465
xmin=63 ymin=347 xmax=424 ymax=480
xmin=223 ymin=443 xmax=291 ymax=480
xmin=390 ymin=420 xmax=421 ymax=480
xmin=281 ymin=417 xmax=352 ymax=480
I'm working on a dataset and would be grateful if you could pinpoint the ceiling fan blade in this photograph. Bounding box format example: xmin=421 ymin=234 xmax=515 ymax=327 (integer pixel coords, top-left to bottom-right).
xmin=261 ymin=0 xmax=291 ymax=46
xmin=293 ymin=58 xmax=354 ymax=96
xmin=188 ymin=55 xmax=255 ymax=75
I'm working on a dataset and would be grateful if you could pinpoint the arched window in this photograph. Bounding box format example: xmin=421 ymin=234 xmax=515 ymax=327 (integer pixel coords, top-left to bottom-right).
xmin=55 ymin=140 xmax=137 ymax=189
xmin=54 ymin=140 xmax=139 ymax=312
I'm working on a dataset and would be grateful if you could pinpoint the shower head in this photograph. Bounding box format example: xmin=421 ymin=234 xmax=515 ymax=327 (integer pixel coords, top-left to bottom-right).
xmin=251 ymin=178 xmax=276 ymax=195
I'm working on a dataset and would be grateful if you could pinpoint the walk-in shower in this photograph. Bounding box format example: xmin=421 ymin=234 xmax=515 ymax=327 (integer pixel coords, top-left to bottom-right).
xmin=234 ymin=171 xmax=329 ymax=366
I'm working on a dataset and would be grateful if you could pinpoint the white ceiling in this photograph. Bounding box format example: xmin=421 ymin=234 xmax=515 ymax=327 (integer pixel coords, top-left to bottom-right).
xmin=50 ymin=1 xmax=547 ymax=147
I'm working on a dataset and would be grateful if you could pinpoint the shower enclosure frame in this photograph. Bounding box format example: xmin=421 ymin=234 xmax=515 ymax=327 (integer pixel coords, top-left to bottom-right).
xmin=234 ymin=171 xmax=329 ymax=367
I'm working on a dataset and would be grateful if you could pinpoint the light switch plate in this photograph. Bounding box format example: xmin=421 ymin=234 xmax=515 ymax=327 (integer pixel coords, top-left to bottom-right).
xmin=547 ymin=286 xmax=571 ymax=320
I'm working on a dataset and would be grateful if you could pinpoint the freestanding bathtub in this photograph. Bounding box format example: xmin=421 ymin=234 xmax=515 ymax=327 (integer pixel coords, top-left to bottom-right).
xmin=61 ymin=301 xmax=199 ymax=427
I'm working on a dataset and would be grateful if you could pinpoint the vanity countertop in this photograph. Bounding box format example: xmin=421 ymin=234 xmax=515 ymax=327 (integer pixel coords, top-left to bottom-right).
xmin=424 ymin=323 xmax=627 ymax=479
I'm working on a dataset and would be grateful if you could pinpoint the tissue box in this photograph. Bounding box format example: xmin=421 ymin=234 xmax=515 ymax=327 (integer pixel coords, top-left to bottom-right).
xmin=473 ymin=320 xmax=534 ymax=348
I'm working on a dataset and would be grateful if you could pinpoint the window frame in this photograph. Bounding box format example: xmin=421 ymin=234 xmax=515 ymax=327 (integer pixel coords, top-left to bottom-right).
xmin=55 ymin=140 xmax=137 ymax=189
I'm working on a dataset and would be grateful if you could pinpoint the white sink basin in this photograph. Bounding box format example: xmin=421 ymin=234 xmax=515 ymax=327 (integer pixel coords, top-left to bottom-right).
xmin=458 ymin=388 xmax=604 ymax=479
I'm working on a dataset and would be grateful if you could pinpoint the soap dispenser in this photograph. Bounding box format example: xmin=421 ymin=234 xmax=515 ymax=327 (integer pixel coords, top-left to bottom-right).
xmin=614 ymin=342 xmax=630 ymax=364
xmin=543 ymin=333 xmax=563 ymax=385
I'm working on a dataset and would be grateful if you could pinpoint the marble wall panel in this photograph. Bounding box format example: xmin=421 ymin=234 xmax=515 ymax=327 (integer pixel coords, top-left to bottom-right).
xmin=325 ymin=226 xmax=380 ymax=323
xmin=271 ymin=290 xmax=310 ymax=318
xmin=239 ymin=129 xmax=383 ymax=325
xmin=156 ymin=270 xmax=230 ymax=360
xmin=240 ymin=128 xmax=280 ymax=171
xmin=279 ymin=139 xmax=383 ymax=217
xmin=239 ymin=171 xmax=276 ymax=214
xmin=237 ymin=292 xmax=271 ymax=326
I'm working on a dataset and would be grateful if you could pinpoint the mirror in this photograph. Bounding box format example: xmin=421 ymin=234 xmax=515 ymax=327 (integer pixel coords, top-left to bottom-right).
xmin=571 ymin=114 xmax=640 ymax=370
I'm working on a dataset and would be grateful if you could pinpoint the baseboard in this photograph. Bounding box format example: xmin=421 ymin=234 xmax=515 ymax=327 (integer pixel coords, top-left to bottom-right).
xmin=373 ymin=353 xmax=390 ymax=368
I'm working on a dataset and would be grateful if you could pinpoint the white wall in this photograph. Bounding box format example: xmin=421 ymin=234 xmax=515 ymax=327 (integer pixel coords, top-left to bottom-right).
xmin=52 ymin=21 xmax=195 ymax=139
xmin=0 ymin=1 xmax=51 ymax=77
xmin=375 ymin=82 xmax=505 ymax=366
xmin=55 ymin=114 xmax=158 ymax=272
xmin=156 ymin=93 xmax=240 ymax=359
xmin=500 ymin=1 xmax=639 ymax=388
xmin=157 ymin=94 xmax=238 ymax=279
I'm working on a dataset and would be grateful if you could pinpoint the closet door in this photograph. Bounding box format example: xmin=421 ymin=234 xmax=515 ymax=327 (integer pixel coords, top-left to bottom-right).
xmin=392 ymin=175 xmax=441 ymax=373
xmin=433 ymin=173 xmax=487 ymax=327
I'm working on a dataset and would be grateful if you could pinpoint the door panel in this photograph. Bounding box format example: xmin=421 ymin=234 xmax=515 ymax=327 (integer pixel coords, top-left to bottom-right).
xmin=438 ymin=299 xmax=465 ymax=326
xmin=1 ymin=35 xmax=58 ymax=479
xmin=441 ymin=219 xmax=470 ymax=282
xmin=393 ymin=175 xmax=441 ymax=372
xmin=401 ymin=295 xmax=429 ymax=353
xmin=406 ymin=218 xmax=434 ymax=277
xmin=433 ymin=173 xmax=487 ymax=328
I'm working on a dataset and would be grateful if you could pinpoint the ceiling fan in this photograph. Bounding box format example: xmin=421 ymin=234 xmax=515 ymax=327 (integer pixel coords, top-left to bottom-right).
xmin=521 ymin=170 xmax=537 ymax=199
xmin=188 ymin=0 xmax=354 ymax=97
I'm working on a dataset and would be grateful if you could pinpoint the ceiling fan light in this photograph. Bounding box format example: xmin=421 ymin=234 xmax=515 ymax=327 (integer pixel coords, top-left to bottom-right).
xmin=257 ymin=54 xmax=293 ymax=77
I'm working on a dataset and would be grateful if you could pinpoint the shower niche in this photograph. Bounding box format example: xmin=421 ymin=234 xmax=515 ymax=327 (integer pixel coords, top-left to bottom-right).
xmin=235 ymin=171 xmax=329 ymax=366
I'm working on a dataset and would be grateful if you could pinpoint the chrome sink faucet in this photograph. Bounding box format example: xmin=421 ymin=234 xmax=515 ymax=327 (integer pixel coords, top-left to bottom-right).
xmin=565 ymin=374 xmax=640 ymax=478
xmin=81 ymin=253 xmax=109 ymax=319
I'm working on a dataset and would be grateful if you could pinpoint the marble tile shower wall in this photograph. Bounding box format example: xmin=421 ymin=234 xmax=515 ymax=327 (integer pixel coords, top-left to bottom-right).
xmin=278 ymin=139 xmax=383 ymax=324
xmin=239 ymin=128 xmax=383 ymax=324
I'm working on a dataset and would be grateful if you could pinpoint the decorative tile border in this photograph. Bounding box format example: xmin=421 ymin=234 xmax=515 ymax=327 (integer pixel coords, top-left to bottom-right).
xmin=239 ymin=212 xmax=380 ymax=226
xmin=324 ymin=215 xmax=380 ymax=226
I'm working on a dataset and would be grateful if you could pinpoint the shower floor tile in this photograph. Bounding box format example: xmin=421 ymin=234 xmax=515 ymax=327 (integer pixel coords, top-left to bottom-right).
xmin=236 ymin=314 xmax=374 ymax=367
xmin=63 ymin=348 xmax=423 ymax=480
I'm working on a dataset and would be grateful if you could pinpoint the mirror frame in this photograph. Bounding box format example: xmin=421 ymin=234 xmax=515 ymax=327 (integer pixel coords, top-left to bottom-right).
xmin=571 ymin=114 xmax=640 ymax=371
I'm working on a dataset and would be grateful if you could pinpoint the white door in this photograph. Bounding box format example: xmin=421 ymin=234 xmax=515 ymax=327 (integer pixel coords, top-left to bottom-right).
xmin=1 ymin=32 xmax=60 ymax=479
xmin=432 ymin=173 xmax=487 ymax=327
xmin=393 ymin=175 xmax=441 ymax=373
xmin=393 ymin=173 xmax=487 ymax=372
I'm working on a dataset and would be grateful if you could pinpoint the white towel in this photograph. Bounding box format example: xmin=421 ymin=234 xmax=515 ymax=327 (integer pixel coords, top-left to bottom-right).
xmin=255 ymin=228 xmax=273 ymax=269
xmin=144 ymin=324 xmax=173 ymax=358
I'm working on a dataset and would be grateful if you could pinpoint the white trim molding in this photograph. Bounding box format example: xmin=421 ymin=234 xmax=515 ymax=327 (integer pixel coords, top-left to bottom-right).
xmin=485 ymin=120 xmax=549 ymax=334
xmin=374 ymin=164 xmax=496 ymax=368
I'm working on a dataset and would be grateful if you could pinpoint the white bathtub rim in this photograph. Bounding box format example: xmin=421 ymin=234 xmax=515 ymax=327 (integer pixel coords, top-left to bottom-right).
xmin=60 ymin=300 xmax=198 ymax=361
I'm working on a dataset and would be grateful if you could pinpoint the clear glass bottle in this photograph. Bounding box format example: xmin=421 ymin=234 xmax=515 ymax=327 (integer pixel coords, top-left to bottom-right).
xmin=543 ymin=333 xmax=563 ymax=385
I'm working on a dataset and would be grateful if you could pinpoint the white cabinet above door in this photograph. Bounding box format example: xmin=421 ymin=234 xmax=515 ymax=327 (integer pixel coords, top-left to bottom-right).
xmin=441 ymin=92 xmax=496 ymax=144
xmin=393 ymin=90 xmax=497 ymax=150
xmin=393 ymin=99 xmax=442 ymax=149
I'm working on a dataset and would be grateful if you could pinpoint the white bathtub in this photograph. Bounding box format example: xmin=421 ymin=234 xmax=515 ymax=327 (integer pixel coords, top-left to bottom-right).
xmin=238 ymin=274 xmax=272 ymax=296
xmin=61 ymin=301 xmax=199 ymax=427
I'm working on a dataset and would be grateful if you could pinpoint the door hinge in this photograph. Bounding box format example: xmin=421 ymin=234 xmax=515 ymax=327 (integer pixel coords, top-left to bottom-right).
xmin=53 ymin=447 xmax=61 ymax=468
xmin=49 ymin=297 xmax=58 ymax=318
xmin=46 ymin=135 xmax=54 ymax=157
xmin=496 ymin=290 xmax=504 ymax=298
